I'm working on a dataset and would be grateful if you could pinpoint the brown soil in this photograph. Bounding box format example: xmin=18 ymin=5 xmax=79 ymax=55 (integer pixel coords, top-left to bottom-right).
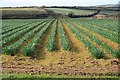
xmin=73 ymin=23 xmax=119 ymax=50
xmin=2 ymin=52 xmax=119 ymax=76
xmin=55 ymin=25 xmax=61 ymax=50
xmin=70 ymin=25 xmax=112 ymax=58
xmin=35 ymin=20 xmax=55 ymax=60
xmin=61 ymin=21 xmax=90 ymax=54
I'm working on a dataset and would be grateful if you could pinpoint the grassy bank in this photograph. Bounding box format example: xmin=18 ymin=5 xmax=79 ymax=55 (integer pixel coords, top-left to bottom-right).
xmin=1 ymin=74 xmax=119 ymax=80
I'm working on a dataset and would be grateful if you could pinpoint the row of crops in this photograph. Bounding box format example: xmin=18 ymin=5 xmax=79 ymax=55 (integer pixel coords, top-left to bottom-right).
xmin=64 ymin=21 xmax=104 ymax=59
xmin=2 ymin=19 xmax=70 ymax=56
xmin=2 ymin=19 xmax=51 ymax=55
xmin=1 ymin=19 xmax=119 ymax=59
xmin=64 ymin=19 xmax=119 ymax=58
xmin=68 ymin=19 xmax=119 ymax=44
xmin=22 ymin=20 xmax=53 ymax=56
xmin=1 ymin=20 xmax=49 ymax=47
xmin=1 ymin=19 xmax=39 ymax=34
xmin=46 ymin=20 xmax=70 ymax=51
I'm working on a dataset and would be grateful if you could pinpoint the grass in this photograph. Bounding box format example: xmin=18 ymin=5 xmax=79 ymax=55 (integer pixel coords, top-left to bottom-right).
xmin=99 ymin=11 xmax=118 ymax=15
xmin=2 ymin=74 xmax=119 ymax=80
xmin=45 ymin=8 xmax=95 ymax=15
xmin=1 ymin=7 xmax=47 ymax=15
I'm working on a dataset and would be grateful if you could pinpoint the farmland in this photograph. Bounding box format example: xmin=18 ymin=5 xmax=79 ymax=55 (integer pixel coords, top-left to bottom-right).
xmin=1 ymin=7 xmax=48 ymax=19
xmin=1 ymin=7 xmax=47 ymax=15
xmin=1 ymin=18 xmax=119 ymax=78
xmin=45 ymin=8 xmax=96 ymax=15
xmin=2 ymin=19 xmax=119 ymax=58
xmin=1 ymin=7 xmax=98 ymax=19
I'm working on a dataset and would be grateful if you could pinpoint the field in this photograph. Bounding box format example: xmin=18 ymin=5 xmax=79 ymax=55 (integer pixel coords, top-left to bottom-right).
xmin=1 ymin=7 xmax=47 ymax=14
xmin=45 ymin=8 xmax=96 ymax=15
xmin=99 ymin=11 xmax=118 ymax=16
xmin=1 ymin=18 xmax=119 ymax=79
xmin=1 ymin=7 xmax=48 ymax=19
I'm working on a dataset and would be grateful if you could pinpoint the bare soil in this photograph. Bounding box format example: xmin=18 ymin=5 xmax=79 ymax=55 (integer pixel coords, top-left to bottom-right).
xmin=55 ymin=25 xmax=61 ymax=50
xmin=1 ymin=52 xmax=119 ymax=76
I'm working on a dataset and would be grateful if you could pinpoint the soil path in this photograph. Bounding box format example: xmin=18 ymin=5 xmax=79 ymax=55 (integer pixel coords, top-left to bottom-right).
xmin=56 ymin=25 xmax=61 ymax=50
xmin=35 ymin=20 xmax=55 ymax=60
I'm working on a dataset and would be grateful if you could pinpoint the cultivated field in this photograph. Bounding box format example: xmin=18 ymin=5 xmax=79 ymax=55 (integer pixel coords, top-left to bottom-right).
xmin=1 ymin=7 xmax=48 ymax=19
xmin=1 ymin=19 xmax=119 ymax=78
xmin=45 ymin=8 xmax=96 ymax=15
xmin=1 ymin=7 xmax=47 ymax=14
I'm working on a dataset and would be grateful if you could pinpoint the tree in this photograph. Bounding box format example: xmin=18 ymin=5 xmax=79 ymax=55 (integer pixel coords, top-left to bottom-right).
xmin=68 ymin=11 xmax=74 ymax=17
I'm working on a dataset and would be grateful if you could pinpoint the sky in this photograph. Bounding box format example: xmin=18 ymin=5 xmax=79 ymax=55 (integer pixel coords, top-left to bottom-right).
xmin=0 ymin=0 xmax=119 ymax=7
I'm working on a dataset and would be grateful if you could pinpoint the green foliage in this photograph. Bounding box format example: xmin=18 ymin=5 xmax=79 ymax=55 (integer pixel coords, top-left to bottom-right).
xmin=58 ymin=20 xmax=70 ymax=50
xmin=3 ymin=20 xmax=49 ymax=55
xmin=66 ymin=19 xmax=119 ymax=58
xmin=111 ymin=50 xmax=120 ymax=58
xmin=2 ymin=19 xmax=119 ymax=59
xmin=22 ymin=38 xmax=38 ymax=56
xmin=46 ymin=20 xmax=57 ymax=51
xmin=2 ymin=20 xmax=47 ymax=46
xmin=75 ymin=19 xmax=119 ymax=44
xmin=65 ymin=21 xmax=104 ymax=59
xmin=22 ymin=20 xmax=53 ymax=56
xmin=46 ymin=8 xmax=95 ymax=15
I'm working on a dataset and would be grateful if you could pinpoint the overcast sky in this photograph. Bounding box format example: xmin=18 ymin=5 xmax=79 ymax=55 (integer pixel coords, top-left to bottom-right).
xmin=0 ymin=0 xmax=119 ymax=7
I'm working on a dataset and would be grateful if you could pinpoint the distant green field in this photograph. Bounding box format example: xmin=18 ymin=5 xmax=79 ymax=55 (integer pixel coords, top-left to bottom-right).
xmin=46 ymin=8 xmax=96 ymax=15
xmin=99 ymin=11 xmax=118 ymax=15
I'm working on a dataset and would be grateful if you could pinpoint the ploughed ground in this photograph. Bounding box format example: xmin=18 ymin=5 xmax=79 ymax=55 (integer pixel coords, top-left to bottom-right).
xmin=1 ymin=52 xmax=119 ymax=77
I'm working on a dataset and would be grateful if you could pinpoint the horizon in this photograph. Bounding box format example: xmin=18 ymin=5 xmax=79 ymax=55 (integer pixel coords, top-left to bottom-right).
xmin=0 ymin=0 xmax=119 ymax=7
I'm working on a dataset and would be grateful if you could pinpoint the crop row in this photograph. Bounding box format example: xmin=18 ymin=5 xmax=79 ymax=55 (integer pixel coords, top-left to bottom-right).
xmin=58 ymin=20 xmax=70 ymax=50
xmin=2 ymin=21 xmax=43 ymax=39
xmin=83 ymin=22 xmax=118 ymax=37
xmin=3 ymin=20 xmax=50 ymax=55
xmin=90 ymin=19 xmax=118 ymax=32
xmin=77 ymin=19 xmax=118 ymax=32
xmin=22 ymin=20 xmax=53 ymax=56
xmin=46 ymin=20 xmax=57 ymax=51
xmin=74 ymin=21 xmax=119 ymax=44
xmin=2 ymin=20 xmax=37 ymax=34
xmin=67 ymin=21 xmax=120 ymax=58
xmin=2 ymin=20 xmax=48 ymax=46
xmin=64 ymin=21 xmax=104 ymax=59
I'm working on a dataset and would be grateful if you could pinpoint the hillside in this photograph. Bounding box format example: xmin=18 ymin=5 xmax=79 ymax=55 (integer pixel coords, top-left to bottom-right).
xmin=1 ymin=7 xmax=49 ymax=19
xmin=95 ymin=4 xmax=119 ymax=7
xmin=45 ymin=8 xmax=96 ymax=15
